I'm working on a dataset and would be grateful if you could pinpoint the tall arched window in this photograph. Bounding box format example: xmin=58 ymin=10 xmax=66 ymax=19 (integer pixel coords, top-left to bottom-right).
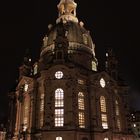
xmin=78 ymin=92 xmax=85 ymax=128
xmin=55 ymin=88 xmax=64 ymax=107
xmin=55 ymin=88 xmax=64 ymax=127
xmin=100 ymin=96 xmax=106 ymax=113
xmin=115 ymin=100 xmax=121 ymax=131
xmin=78 ymin=92 xmax=85 ymax=110
xmin=33 ymin=64 xmax=38 ymax=75
xmin=100 ymin=96 xmax=108 ymax=129
xmin=56 ymin=137 xmax=62 ymax=140
xmin=40 ymin=93 xmax=45 ymax=128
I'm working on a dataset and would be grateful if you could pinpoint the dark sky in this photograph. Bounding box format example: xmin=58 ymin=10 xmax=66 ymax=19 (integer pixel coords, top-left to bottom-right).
xmin=0 ymin=0 xmax=140 ymax=122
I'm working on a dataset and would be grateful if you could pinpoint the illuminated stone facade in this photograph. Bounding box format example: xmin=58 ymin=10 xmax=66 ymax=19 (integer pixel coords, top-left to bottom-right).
xmin=7 ymin=0 xmax=134 ymax=140
xmin=0 ymin=125 xmax=6 ymax=140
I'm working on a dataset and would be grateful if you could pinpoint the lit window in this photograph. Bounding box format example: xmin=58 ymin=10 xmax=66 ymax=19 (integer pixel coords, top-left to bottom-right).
xmin=55 ymin=88 xmax=64 ymax=127
xmin=115 ymin=100 xmax=121 ymax=131
xmin=40 ymin=93 xmax=45 ymax=127
xmin=106 ymin=53 xmax=108 ymax=57
xmin=133 ymin=123 xmax=136 ymax=127
xmin=23 ymin=98 xmax=30 ymax=131
xmin=83 ymin=34 xmax=88 ymax=45
xmin=40 ymin=94 xmax=45 ymax=111
xmin=117 ymin=119 xmax=121 ymax=130
xmin=101 ymin=114 xmax=108 ymax=129
xmin=101 ymin=114 xmax=107 ymax=121
xmin=100 ymin=78 xmax=106 ymax=88
xmin=56 ymin=137 xmax=62 ymax=140
xmin=100 ymin=96 xmax=106 ymax=112
xmin=78 ymin=79 xmax=85 ymax=85
xmin=79 ymin=112 xmax=85 ymax=128
xmin=102 ymin=122 xmax=108 ymax=129
xmin=55 ymin=71 xmax=63 ymax=79
xmin=78 ymin=92 xmax=85 ymax=128
xmin=105 ymin=61 xmax=108 ymax=68
xmin=55 ymin=109 xmax=64 ymax=127
xmin=78 ymin=92 xmax=85 ymax=110
xmin=55 ymin=88 xmax=64 ymax=107
xmin=133 ymin=116 xmax=135 ymax=119
xmin=100 ymin=96 xmax=108 ymax=129
xmin=24 ymin=83 xmax=28 ymax=92
xmin=115 ymin=100 xmax=119 ymax=115
xmin=92 ymin=61 xmax=97 ymax=71
xmin=33 ymin=64 xmax=38 ymax=75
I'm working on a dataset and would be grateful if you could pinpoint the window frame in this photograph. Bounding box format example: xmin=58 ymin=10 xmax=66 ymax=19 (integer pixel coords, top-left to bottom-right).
xmin=55 ymin=88 xmax=64 ymax=127
xmin=100 ymin=96 xmax=108 ymax=129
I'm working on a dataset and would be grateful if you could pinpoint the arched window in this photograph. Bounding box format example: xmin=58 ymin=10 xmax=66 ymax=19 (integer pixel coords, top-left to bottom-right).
xmin=115 ymin=100 xmax=119 ymax=115
xmin=55 ymin=88 xmax=64 ymax=107
xmin=78 ymin=92 xmax=85 ymax=110
xmin=33 ymin=64 xmax=38 ymax=75
xmin=56 ymin=137 xmax=62 ymax=140
xmin=40 ymin=93 xmax=45 ymax=127
xmin=115 ymin=100 xmax=121 ymax=131
xmin=100 ymin=96 xmax=108 ymax=129
xmin=78 ymin=92 xmax=85 ymax=128
xmin=55 ymin=88 xmax=64 ymax=127
xmin=100 ymin=96 xmax=106 ymax=112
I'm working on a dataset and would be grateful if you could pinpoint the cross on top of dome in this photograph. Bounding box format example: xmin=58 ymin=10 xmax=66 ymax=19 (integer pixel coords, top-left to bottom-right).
xmin=56 ymin=0 xmax=78 ymax=23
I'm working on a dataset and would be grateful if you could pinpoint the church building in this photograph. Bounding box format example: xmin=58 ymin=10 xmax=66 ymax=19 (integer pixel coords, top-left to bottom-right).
xmin=7 ymin=0 xmax=134 ymax=140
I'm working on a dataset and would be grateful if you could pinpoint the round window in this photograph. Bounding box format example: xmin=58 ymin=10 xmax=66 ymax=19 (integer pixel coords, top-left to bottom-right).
xmin=55 ymin=71 xmax=63 ymax=79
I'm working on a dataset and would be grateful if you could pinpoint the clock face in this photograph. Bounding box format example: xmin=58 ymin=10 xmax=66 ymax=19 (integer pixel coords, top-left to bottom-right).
xmin=100 ymin=78 xmax=106 ymax=88
xmin=58 ymin=43 xmax=62 ymax=48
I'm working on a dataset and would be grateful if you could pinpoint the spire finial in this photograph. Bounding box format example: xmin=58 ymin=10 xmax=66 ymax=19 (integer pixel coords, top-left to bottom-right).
xmin=56 ymin=0 xmax=78 ymax=23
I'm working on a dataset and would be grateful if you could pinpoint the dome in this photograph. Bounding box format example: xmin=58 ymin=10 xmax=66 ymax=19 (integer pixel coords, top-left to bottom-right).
xmin=41 ymin=21 xmax=95 ymax=57
xmin=41 ymin=0 xmax=96 ymax=57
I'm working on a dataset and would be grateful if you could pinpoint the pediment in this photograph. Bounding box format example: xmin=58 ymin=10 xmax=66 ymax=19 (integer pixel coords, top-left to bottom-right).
xmin=90 ymin=71 xmax=117 ymax=88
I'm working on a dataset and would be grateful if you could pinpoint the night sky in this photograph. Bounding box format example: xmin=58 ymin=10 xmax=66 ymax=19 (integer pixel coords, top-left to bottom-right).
xmin=0 ymin=0 xmax=140 ymax=123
